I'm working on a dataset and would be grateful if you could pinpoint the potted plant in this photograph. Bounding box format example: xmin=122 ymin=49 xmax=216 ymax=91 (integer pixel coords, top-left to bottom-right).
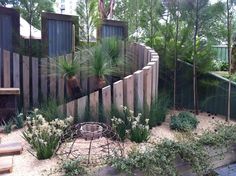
xmin=57 ymin=54 xmax=82 ymax=97
xmin=87 ymin=44 xmax=115 ymax=89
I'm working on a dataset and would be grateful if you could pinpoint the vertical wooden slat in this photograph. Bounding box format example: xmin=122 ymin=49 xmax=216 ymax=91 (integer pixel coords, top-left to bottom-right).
xmin=40 ymin=58 xmax=48 ymax=102
xmin=146 ymin=46 xmax=152 ymax=63
xmin=58 ymin=104 xmax=64 ymax=114
xmin=148 ymin=62 xmax=157 ymax=100
xmin=77 ymin=96 xmax=87 ymax=122
xmin=58 ymin=77 xmax=65 ymax=104
xmin=102 ymin=85 xmax=111 ymax=115
xmin=13 ymin=53 xmax=20 ymax=88
xmin=151 ymin=56 xmax=159 ymax=96
xmin=113 ymin=80 xmax=123 ymax=110
xmin=22 ymin=56 xmax=30 ymax=110
xmin=143 ymin=48 xmax=148 ymax=66
xmin=3 ymin=50 xmax=10 ymax=87
xmin=123 ymin=75 xmax=134 ymax=110
xmin=66 ymin=55 xmax=72 ymax=96
xmin=143 ymin=66 xmax=152 ymax=110
xmin=32 ymin=57 xmax=39 ymax=107
xmin=138 ymin=44 xmax=144 ymax=69
xmin=90 ymin=91 xmax=99 ymax=121
xmin=134 ymin=43 xmax=139 ymax=69
xmin=134 ymin=70 xmax=143 ymax=114
xmin=49 ymin=59 xmax=56 ymax=99
xmin=67 ymin=100 xmax=75 ymax=117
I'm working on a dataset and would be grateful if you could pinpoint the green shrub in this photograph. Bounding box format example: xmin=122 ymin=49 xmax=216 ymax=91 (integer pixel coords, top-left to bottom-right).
xmin=14 ymin=112 xmax=24 ymax=129
xmin=108 ymin=123 xmax=236 ymax=176
xmin=148 ymin=94 xmax=170 ymax=128
xmin=199 ymin=123 xmax=236 ymax=147
xmin=107 ymin=139 xmax=209 ymax=176
xmin=23 ymin=109 xmax=73 ymax=159
xmin=63 ymin=159 xmax=86 ymax=176
xmin=3 ymin=120 xmax=13 ymax=134
xmin=38 ymin=99 xmax=65 ymax=122
xmin=170 ymin=111 xmax=199 ymax=132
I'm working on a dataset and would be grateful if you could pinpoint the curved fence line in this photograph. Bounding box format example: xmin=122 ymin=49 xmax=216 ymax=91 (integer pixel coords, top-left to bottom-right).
xmin=61 ymin=43 xmax=159 ymax=122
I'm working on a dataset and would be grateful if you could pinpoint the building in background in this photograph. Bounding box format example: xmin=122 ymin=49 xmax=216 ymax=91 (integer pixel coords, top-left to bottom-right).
xmin=54 ymin=0 xmax=77 ymax=15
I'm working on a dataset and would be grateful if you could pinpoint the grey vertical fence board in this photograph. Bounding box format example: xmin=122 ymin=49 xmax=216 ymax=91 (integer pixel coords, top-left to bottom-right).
xmin=77 ymin=96 xmax=87 ymax=122
xmin=123 ymin=75 xmax=134 ymax=110
xmin=148 ymin=62 xmax=157 ymax=100
xmin=138 ymin=44 xmax=144 ymax=69
xmin=90 ymin=91 xmax=99 ymax=121
xmin=13 ymin=53 xmax=20 ymax=88
xmin=102 ymin=85 xmax=111 ymax=114
xmin=67 ymin=100 xmax=75 ymax=117
xmin=143 ymin=66 xmax=152 ymax=110
xmin=58 ymin=76 xmax=65 ymax=104
xmin=134 ymin=70 xmax=143 ymax=114
xmin=22 ymin=56 xmax=30 ymax=110
xmin=134 ymin=43 xmax=139 ymax=69
xmin=151 ymin=57 xmax=159 ymax=97
xmin=32 ymin=57 xmax=39 ymax=107
xmin=3 ymin=50 xmax=10 ymax=87
xmin=49 ymin=59 xmax=56 ymax=98
xmin=40 ymin=58 xmax=48 ymax=102
xmin=113 ymin=80 xmax=123 ymax=111
xmin=143 ymin=47 xmax=148 ymax=66
xmin=102 ymin=85 xmax=111 ymax=123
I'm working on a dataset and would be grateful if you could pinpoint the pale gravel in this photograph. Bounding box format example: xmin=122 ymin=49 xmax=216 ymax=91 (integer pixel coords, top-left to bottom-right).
xmin=0 ymin=110 xmax=235 ymax=176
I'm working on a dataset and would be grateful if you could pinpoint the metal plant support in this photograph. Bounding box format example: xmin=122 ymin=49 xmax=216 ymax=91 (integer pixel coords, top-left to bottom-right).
xmin=57 ymin=122 xmax=123 ymax=166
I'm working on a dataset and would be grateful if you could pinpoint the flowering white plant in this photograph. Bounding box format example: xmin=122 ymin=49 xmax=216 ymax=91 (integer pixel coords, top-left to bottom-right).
xmin=112 ymin=106 xmax=150 ymax=143
xmin=23 ymin=109 xmax=73 ymax=160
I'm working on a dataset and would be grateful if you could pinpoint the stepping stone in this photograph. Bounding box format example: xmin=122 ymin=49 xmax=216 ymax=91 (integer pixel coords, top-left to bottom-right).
xmin=0 ymin=142 xmax=23 ymax=156
xmin=0 ymin=156 xmax=13 ymax=174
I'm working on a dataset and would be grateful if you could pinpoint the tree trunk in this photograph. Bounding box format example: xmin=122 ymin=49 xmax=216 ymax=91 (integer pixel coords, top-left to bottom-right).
xmin=193 ymin=0 xmax=199 ymax=115
xmin=227 ymin=0 xmax=232 ymax=122
xmin=174 ymin=0 xmax=179 ymax=110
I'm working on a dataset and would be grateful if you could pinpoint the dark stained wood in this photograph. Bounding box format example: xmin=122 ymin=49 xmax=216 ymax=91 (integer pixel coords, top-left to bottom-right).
xmin=3 ymin=50 xmax=10 ymax=87
xmin=13 ymin=53 xmax=20 ymax=88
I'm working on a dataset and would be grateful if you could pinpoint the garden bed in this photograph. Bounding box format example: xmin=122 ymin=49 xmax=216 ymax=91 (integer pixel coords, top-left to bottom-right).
xmin=0 ymin=110 xmax=235 ymax=176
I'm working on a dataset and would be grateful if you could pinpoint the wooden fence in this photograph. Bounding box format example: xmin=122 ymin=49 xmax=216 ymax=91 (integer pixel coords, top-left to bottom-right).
xmin=61 ymin=43 xmax=159 ymax=122
xmin=0 ymin=48 xmax=70 ymax=111
xmin=0 ymin=43 xmax=159 ymax=119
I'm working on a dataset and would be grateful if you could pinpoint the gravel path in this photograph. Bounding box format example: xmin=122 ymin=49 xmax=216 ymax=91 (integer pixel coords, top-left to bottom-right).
xmin=0 ymin=110 xmax=235 ymax=176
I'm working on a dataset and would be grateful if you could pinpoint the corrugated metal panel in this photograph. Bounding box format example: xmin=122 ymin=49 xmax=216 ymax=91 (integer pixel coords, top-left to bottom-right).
xmin=101 ymin=25 xmax=124 ymax=39
xmin=0 ymin=14 xmax=12 ymax=51
xmin=48 ymin=19 xmax=72 ymax=57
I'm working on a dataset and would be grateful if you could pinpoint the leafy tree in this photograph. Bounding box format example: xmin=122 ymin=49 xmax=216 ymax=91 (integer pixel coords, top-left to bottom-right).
xmin=76 ymin=0 xmax=98 ymax=44
xmin=18 ymin=0 xmax=55 ymax=29
xmin=2 ymin=0 xmax=55 ymax=29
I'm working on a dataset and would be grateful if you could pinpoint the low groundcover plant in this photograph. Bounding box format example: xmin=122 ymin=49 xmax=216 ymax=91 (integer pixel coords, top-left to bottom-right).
xmin=23 ymin=109 xmax=73 ymax=160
